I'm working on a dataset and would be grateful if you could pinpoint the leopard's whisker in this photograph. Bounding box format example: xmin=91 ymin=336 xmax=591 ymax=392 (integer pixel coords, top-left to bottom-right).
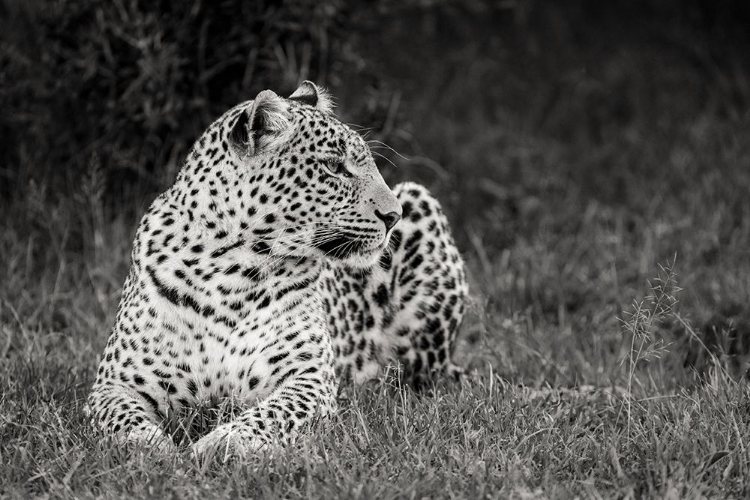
xmin=366 ymin=139 xmax=408 ymax=161
xmin=371 ymin=151 xmax=400 ymax=170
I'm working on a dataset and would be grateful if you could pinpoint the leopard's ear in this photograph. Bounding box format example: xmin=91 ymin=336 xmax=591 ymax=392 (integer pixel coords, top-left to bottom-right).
xmin=289 ymin=81 xmax=334 ymax=114
xmin=230 ymin=90 xmax=291 ymax=156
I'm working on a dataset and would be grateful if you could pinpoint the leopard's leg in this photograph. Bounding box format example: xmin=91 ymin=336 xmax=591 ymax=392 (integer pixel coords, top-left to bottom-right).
xmin=191 ymin=361 xmax=336 ymax=460
xmin=380 ymin=182 xmax=469 ymax=385
xmin=87 ymin=381 xmax=175 ymax=452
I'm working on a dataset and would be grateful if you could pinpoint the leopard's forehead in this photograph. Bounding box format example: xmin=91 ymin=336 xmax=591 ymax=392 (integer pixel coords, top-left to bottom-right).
xmin=216 ymin=98 xmax=370 ymax=161
xmin=287 ymin=103 xmax=368 ymax=156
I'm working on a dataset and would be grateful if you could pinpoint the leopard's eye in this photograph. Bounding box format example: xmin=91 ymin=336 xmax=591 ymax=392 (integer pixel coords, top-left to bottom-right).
xmin=325 ymin=159 xmax=352 ymax=178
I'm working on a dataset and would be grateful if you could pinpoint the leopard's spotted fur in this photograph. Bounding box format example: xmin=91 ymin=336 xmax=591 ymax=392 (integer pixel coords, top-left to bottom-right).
xmin=87 ymin=82 xmax=468 ymax=456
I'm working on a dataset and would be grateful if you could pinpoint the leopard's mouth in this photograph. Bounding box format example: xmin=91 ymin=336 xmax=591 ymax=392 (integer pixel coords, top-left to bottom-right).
xmin=312 ymin=231 xmax=386 ymax=261
xmin=313 ymin=234 xmax=365 ymax=259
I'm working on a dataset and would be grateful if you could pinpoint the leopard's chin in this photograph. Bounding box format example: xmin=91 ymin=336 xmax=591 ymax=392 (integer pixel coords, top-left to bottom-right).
xmin=339 ymin=248 xmax=383 ymax=270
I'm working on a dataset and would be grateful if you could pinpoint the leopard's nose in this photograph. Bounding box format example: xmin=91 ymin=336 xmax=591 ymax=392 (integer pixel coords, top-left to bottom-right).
xmin=375 ymin=210 xmax=401 ymax=231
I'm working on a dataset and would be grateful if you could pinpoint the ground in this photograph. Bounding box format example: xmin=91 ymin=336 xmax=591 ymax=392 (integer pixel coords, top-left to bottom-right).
xmin=3 ymin=3 xmax=750 ymax=498
xmin=3 ymin=139 xmax=750 ymax=498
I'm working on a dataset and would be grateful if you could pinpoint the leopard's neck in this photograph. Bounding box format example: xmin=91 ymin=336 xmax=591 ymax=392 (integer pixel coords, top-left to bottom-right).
xmin=130 ymin=187 xmax=325 ymax=326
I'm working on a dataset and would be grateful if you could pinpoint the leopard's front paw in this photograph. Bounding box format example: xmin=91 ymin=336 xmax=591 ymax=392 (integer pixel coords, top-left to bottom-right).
xmin=114 ymin=424 xmax=177 ymax=454
xmin=191 ymin=424 xmax=268 ymax=463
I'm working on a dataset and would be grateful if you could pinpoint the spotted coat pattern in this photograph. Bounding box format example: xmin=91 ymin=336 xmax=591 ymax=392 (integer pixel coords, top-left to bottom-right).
xmin=87 ymin=82 xmax=468 ymax=456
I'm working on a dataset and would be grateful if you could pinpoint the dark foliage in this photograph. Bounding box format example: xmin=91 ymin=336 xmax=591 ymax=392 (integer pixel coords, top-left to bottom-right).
xmin=1 ymin=0 xmax=359 ymax=205
xmin=3 ymin=0 xmax=749 ymax=209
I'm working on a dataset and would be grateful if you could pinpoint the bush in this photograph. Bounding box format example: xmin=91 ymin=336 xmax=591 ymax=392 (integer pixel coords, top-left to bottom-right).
xmin=0 ymin=0 xmax=357 ymax=206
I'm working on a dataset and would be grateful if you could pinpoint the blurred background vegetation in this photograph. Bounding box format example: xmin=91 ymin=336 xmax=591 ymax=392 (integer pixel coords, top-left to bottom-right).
xmin=5 ymin=3 xmax=750 ymax=494
xmin=4 ymin=0 xmax=749 ymax=206
xmin=2 ymin=0 xmax=750 ymax=384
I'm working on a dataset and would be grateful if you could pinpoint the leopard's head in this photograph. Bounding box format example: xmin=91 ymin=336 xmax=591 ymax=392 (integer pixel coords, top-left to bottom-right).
xmin=221 ymin=82 xmax=402 ymax=269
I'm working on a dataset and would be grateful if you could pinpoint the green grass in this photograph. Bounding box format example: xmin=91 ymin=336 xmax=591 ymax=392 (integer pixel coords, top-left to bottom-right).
xmin=4 ymin=3 xmax=750 ymax=497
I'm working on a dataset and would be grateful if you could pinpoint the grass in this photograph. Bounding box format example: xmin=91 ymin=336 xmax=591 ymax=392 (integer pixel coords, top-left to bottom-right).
xmin=3 ymin=3 xmax=750 ymax=498
xmin=3 ymin=145 xmax=750 ymax=498
xmin=1 ymin=285 xmax=749 ymax=499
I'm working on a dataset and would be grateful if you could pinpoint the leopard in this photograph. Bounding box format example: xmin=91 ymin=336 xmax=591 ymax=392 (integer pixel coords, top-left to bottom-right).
xmin=87 ymin=81 xmax=468 ymax=458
